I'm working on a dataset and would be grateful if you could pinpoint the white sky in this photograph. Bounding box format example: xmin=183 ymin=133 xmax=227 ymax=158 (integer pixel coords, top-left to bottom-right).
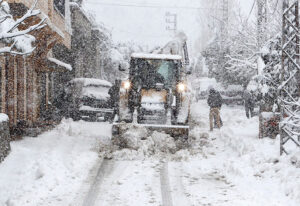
xmin=83 ymin=0 xmax=255 ymax=55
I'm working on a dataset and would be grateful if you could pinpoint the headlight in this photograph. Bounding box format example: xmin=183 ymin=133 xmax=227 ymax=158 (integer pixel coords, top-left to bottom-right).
xmin=122 ymin=80 xmax=131 ymax=90
xmin=177 ymin=82 xmax=186 ymax=93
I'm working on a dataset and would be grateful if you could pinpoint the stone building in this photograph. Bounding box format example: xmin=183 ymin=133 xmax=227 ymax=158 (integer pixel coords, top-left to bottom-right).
xmin=0 ymin=0 xmax=73 ymax=134
xmin=70 ymin=1 xmax=103 ymax=79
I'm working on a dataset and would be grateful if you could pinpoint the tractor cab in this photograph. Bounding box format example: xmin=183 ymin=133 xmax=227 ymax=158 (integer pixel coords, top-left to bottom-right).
xmin=119 ymin=53 xmax=189 ymax=125
xmin=112 ymin=53 xmax=190 ymax=141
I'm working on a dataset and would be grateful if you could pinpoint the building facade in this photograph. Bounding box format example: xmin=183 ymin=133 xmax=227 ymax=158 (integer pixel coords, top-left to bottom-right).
xmin=70 ymin=1 xmax=103 ymax=79
xmin=0 ymin=0 xmax=72 ymax=134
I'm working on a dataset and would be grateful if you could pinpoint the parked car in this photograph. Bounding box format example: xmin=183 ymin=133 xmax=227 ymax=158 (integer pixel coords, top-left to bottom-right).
xmin=66 ymin=78 xmax=114 ymax=122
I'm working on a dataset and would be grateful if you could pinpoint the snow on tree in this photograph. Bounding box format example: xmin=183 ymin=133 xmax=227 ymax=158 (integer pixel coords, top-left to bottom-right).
xmin=0 ymin=0 xmax=45 ymax=55
xmin=202 ymin=0 xmax=283 ymax=88
xmin=202 ymin=6 xmax=258 ymax=86
xmin=246 ymin=1 xmax=282 ymax=111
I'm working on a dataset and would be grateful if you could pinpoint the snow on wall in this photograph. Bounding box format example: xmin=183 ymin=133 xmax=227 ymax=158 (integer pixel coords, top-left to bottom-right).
xmin=0 ymin=113 xmax=8 ymax=122
xmin=48 ymin=57 xmax=72 ymax=71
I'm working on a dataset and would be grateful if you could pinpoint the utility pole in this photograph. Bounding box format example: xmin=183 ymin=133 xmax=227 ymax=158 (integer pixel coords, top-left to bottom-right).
xmin=280 ymin=0 xmax=300 ymax=155
xmin=221 ymin=0 xmax=228 ymax=43
xmin=256 ymin=0 xmax=267 ymax=77
xmin=257 ymin=0 xmax=268 ymax=50
xmin=218 ymin=0 xmax=229 ymax=76
xmin=165 ymin=12 xmax=177 ymax=35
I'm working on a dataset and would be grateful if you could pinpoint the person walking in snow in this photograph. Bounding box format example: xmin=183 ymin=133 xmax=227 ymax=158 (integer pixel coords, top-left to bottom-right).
xmin=109 ymin=79 xmax=121 ymax=123
xmin=207 ymin=87 xmax=223 ymax=131
xmin=243 ymin=90 xmax=255 ymax=118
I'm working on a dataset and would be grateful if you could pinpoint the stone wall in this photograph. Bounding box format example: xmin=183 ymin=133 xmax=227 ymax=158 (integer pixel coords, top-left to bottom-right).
xmin=0 ymin=114 xmax=10 ymax=163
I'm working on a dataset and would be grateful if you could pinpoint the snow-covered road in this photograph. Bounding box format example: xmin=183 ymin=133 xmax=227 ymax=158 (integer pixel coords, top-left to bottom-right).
xmin=0 ymin=101 xmax=299 ymax=206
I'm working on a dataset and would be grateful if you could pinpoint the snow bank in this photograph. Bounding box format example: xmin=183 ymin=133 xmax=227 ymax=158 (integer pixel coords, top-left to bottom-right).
xmin=109 ymin=124 xmax=189 ymax=160
xmin=187 ymin=100 xmax=300 ymax=205
xmin=0 ymin=119 xmax=111 ymax=206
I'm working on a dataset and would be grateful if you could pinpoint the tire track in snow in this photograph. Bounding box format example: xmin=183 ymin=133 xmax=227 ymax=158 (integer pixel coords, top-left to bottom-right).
xmin=82 ymin=159 xmax=114 ymax=206
xmin=160 ymin=161 xmax=174 ymax=206
xmin=171 ymin=162 xmax=191 ymax=206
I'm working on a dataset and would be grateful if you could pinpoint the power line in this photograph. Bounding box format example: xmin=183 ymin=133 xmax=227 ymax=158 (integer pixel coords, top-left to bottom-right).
xmin=85 ymin=1 xmax=222 ymax=10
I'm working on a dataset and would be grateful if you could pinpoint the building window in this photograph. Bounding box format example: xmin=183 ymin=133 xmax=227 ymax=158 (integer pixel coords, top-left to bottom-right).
xmin=54 ymin=0 xmax=65 ymax=16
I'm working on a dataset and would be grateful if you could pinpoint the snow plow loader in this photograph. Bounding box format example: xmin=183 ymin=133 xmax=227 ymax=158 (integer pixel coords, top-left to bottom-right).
xmin=112 ymin=52 xmax=191 ymax=144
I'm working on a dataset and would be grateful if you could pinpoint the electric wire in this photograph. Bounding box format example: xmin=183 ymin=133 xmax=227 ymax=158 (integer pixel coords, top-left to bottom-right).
xmin=85 ymin=1 xmax=222 ymax=10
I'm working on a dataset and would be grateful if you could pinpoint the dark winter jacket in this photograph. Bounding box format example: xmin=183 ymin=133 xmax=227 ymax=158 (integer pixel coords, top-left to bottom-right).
xmin=243 ymin=90 xmax=255 ymax=108
xmin=207 ymin=89 xmax=223 ymax=108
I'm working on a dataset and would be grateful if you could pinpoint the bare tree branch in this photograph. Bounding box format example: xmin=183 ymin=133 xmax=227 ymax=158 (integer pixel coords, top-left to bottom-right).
xmin=0 ymin=0 xmax=45 ymax=55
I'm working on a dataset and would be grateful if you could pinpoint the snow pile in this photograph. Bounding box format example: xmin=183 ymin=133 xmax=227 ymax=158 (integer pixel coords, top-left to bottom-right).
xmin=0 ymin=119 xmax=110 ymax=206
xmin=109 ymin=124 xmax=192 ymax=160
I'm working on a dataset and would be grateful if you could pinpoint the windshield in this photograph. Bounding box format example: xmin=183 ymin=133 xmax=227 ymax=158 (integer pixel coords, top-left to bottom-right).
xmin=130 ymin=58 xmax=178 ymax=88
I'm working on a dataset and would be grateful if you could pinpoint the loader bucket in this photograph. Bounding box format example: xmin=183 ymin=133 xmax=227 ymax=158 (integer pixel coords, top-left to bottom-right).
xmin=112 ymin=123 xmax=189 ymax=140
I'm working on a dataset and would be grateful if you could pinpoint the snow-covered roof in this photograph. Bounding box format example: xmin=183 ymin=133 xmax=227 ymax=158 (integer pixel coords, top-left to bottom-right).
xmin=48 ymin=57 xmax=72 ymax=71
xmin=70 ymin=78 xmax=112 ymax=87
xmin=0 ymin=113 xmax=8 ymax=122
xmin=131 ymin=53 xmax=182 ymax=60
